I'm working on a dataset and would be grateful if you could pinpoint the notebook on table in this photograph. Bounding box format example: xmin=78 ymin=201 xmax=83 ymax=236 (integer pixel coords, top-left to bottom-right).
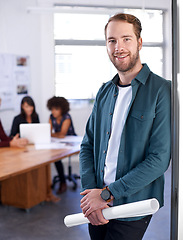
xmin=20 ymin=123 xmax=51 ymax=144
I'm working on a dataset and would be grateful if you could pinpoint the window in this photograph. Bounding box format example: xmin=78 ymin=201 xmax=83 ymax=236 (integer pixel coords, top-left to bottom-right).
xmin=54 ymin=9 xmax=164 ymax=99
xmin=55 ymin=45 xmax=116 ymax=99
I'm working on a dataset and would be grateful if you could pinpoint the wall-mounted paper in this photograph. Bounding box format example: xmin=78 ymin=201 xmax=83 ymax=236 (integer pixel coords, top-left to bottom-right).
xmin=64 ymin=198 xmax=159 ymax=228
xmin=0 ymin=54 xmax=30 ymax=111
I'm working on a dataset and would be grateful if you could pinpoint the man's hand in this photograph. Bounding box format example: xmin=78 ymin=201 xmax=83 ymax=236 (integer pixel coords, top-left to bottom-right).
xmin=80 ymin=189 xmax=109 ymax=218
xmin=87 ymin=209 xmax=109 ymax=226
xmin=10 ymin=134 xmax=28 ymax=148
xmin=80 ymin=188 xmax=109 ymax=225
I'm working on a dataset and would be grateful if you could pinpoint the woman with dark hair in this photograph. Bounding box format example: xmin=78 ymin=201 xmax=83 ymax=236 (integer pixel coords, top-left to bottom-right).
xmin=10 ymin=96 xmax=40 ymax=137
xmin=47 ymin=96 xmax=76 ymax=138
xmin=47 ymin=96 xmax=76 ymax=194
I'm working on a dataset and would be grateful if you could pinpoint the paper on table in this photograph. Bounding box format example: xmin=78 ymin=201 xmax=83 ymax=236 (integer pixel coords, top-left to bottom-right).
xmin=35 ymin=142 xmax=72 ymax=150
xmin=36 ymin=135 xmax=83 ymax=149
xmin=51 ymin=136 xmax=83 ymax=144
xmin=64 ymin=198 xmax=159 ymax=228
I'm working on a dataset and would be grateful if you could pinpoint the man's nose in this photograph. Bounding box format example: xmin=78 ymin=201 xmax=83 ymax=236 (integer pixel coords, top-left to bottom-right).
xmin=115 ymin=40 xmax=124 ymax=52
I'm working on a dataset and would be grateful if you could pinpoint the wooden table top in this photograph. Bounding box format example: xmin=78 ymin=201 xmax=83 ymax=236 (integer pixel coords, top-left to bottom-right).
xmin=0 ymin=144 xmax=80 ymax=181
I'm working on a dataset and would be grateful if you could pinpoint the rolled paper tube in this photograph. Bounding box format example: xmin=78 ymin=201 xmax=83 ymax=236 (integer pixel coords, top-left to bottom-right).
xmin=64 ymin=198 xmax=159 ymax=228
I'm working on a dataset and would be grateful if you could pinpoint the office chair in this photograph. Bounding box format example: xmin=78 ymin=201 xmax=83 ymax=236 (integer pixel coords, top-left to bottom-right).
xmin=52 ymin=156 xmax=80 ymax=190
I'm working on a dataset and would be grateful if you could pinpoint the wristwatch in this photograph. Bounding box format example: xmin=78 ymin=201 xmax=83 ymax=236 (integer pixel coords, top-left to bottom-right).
xmin=100 ymin=186 xmax=113 ymax=202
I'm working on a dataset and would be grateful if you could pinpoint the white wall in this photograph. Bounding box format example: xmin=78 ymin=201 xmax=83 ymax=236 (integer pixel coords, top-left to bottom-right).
xmin=0 ymin=0 xmax=171 ymax=136
xmin=0 ymin=0 xmax=46 ymax=132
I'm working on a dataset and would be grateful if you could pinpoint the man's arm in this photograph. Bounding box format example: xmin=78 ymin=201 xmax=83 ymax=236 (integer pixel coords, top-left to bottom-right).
xmin=79 ymin=88 xmax=110 ymax=225
xmin=79 ymin=104 xmax=97 ymax=191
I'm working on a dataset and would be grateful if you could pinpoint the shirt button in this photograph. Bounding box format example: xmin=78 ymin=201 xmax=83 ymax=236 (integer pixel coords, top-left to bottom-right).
xmin=103 ymin=150 xmax=106 ymax=154
xmin=141 ymin=115 xmax=144 ymax=119
xmin=118 ymin=170 xmax=121 ymax=173
xmin=114 ymin=93 xmax=117 ymax=97
xmin=107 ymin=132 xmax=109 ymax=135
xmin=109 ymin=113 xmax=112 ymax=115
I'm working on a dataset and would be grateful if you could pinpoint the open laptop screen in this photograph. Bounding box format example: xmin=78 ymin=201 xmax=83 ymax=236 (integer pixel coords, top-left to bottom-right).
xmin=20 ymin=123 xmax=51 ymax=144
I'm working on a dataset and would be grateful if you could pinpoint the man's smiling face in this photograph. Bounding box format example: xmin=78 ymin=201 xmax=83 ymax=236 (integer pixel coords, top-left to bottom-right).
xmin=106 ymin=20 xmax=142 ymax=74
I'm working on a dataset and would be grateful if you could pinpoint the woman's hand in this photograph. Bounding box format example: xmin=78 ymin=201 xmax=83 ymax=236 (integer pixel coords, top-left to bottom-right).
xmin=10 ymin=134 xmax=28 ymax=148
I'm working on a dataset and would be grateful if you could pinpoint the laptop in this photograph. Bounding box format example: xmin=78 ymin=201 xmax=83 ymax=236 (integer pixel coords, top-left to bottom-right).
xmin=20 ymin=123 xmax=51 ymax=144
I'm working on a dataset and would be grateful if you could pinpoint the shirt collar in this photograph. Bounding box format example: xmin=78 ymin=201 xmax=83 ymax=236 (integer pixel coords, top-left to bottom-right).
xmin=112 ymin=74 xmax=120 ymax=86
xmin=133 ymin=63 xmax=150 ymax=85
xmin=112 ymin=63 xmax=150 ymax=86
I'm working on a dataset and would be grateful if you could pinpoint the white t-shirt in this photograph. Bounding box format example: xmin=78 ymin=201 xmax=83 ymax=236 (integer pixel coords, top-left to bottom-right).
xmin=104 ymin=84 xmax=132 ymax=186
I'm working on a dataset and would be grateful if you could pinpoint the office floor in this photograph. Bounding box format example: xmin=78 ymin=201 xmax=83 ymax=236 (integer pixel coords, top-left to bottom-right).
xmin=0 ymin=159 xmax=171 ymax=240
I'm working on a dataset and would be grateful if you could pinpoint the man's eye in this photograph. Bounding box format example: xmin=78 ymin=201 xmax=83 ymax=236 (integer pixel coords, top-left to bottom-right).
xmin=109 ymin=40 xmax=116 ymax=43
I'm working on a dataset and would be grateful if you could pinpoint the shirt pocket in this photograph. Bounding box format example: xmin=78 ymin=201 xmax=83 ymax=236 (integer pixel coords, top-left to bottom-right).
xmin=128 ymin=110 xmax=155 ymax=141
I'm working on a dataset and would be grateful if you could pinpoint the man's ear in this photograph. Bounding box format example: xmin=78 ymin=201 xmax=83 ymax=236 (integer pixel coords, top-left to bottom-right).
xmin=138 ymin=37 xmax=142 ymax=50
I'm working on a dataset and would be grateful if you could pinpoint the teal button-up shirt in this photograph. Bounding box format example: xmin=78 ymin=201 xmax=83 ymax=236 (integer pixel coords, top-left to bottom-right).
xmin=79 ymin=64 xmax=171 ymax=221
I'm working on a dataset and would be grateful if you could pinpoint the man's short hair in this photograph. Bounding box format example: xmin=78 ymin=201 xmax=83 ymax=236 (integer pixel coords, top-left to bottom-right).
xmin=105 ymin=13 xmax=142 ymax=39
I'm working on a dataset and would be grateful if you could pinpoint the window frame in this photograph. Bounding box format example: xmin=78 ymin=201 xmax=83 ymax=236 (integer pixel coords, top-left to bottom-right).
xmin=54 ymin=8 xmax=166 ymax=100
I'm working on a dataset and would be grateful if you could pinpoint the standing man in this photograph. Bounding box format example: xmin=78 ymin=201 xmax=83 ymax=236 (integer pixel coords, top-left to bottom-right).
xmin=79 ymin=13 xmax=171 ymax=240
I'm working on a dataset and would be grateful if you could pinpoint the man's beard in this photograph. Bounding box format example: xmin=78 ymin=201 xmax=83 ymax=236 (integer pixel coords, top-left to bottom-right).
xmin=109 ymin=47 xmax=140 ymax=73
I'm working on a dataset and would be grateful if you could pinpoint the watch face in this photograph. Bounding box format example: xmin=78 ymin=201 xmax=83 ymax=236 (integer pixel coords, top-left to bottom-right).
xmin=101 ymin=189 xmax=110 ymax=201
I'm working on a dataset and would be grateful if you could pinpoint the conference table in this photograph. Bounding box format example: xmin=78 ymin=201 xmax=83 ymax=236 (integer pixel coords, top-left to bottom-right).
xmin=0 ymin=137 xmax=81 ymax=210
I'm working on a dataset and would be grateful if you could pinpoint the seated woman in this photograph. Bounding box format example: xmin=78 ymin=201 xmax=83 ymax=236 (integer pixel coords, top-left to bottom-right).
xmin=47 ymin=96 xmax=76 ymax=194
xmin=10 ymin=96 xmax=40 ymax=136
xmin=0 ymin=97 xmax=59 ymax=202
xmin=0 ymin=98 xmax=28 ymax=148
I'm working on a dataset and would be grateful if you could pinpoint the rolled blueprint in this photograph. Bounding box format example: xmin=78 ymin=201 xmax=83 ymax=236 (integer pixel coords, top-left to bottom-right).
xmin=64 ymin=198 xmax=159 ymax=228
